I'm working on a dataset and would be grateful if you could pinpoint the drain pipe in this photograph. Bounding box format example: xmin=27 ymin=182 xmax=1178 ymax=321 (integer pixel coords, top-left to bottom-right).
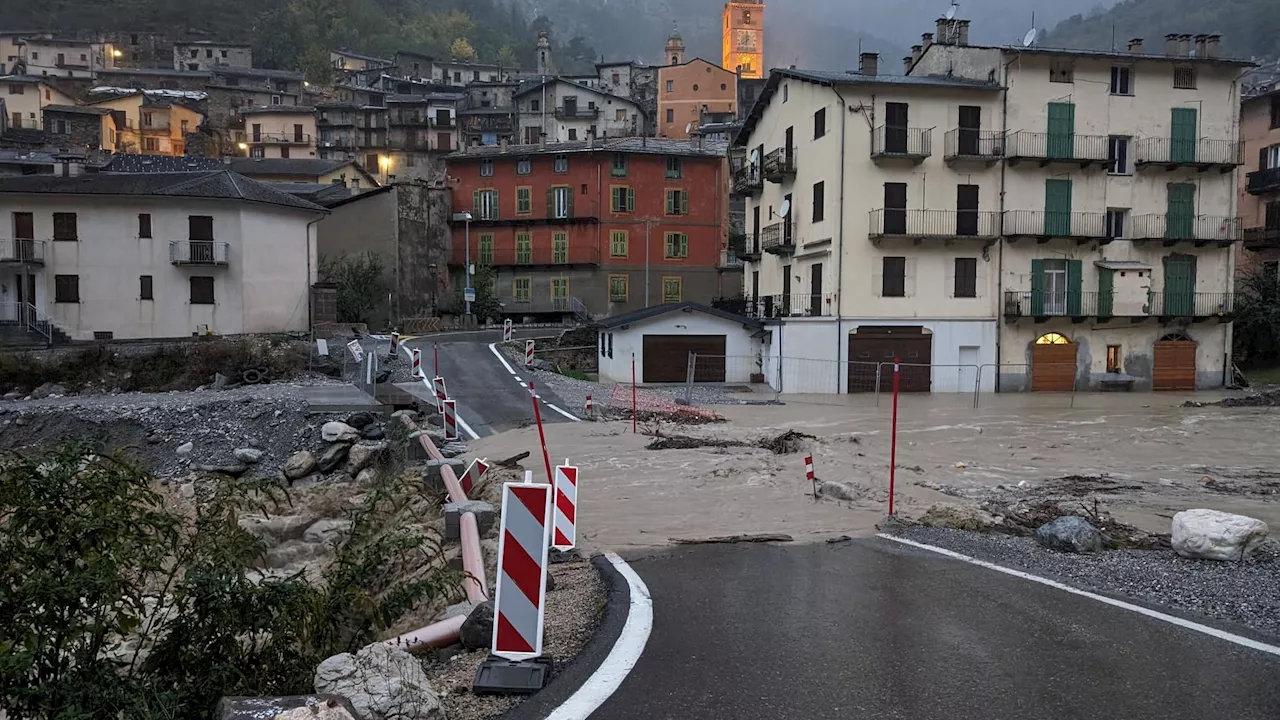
xmin=995 ymin=58 xmax=1016 ymax=393
xmin=831 ymin=84 xmax=850 ymax=390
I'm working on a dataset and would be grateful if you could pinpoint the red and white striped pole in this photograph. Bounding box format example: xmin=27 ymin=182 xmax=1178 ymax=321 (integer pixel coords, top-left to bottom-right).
xmin=443 ymin=399 xmax=458 ymax=441
xmin=584 ymin=395 xmax=594 ymax=417
xmin=525 ymin=339 xmax=535 ymax=368
xmin=631 ymin=353 xmax=637 ymax=434
xmin=888 ymin=357 xmax=900 ymax=517
xmin=434 ymin=342 xmax=439 ymax=379
xmin=433 ymin=376 xmax=448 ymax=411
xmin=491 ymin=482 xmax=553 ymax=660
xmin=805 ymin=455 xmax=816 ymax=500
xmin=460 ymin=457 xmax=490 ymax=496
xmin=411 ymin=348 xmax=423 ymax=378
xmin=390 ymin=332 xmax=400 ymax=355
xmin=552 ymin=459 xmax=578 ymax=550
xmin=503 ymin=318 xmax=513 ymax=342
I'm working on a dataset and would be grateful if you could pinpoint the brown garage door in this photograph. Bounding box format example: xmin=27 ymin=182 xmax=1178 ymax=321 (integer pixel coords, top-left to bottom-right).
xmin=847 ymin=328 xmax=932 ymax=392
xmin=1031 ymin=342 xmax=1078 ymax=391
xmin=1153 ymin=339 xmax=1197 ymax=391
xmin=642 ymin=335 xmax=726 ymax=383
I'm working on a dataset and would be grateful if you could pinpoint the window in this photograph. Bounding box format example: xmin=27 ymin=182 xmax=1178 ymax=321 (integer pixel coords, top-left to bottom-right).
xmin=568 ymin=128 xmax=578 ymax=141
xmin=475 ymin=189 xmax=499 ymax=220
xmin=516 ymin=233 xmax=532 ymax=264
xmin=205 ymin=49 xmax=213 ymax=58
xmin=189 ymin=276 xmax=215 ymax=304
xmin=250 ymin=145 xmax=264 ymax=158
xmin=1110 ymin=66 xmax=1132 ymax=95
xmin=189 ymin=49 xmax=198 ymax=58
xmin=517 ymin=157 xmax=532 ymax=175
xmin=812 ymin=181 xmax=825 ymax=223
xmin=550 ymin=186 xmax=572 ymax=218
xmin=7 ymin=84 xmax=22 ymax=94
xmin=138 ymin=213 xmax=152 ymax=238
xmin=610 ymin=230 xmax=628 ymax=257
xmin=814 ymin=107 xmax=826 ymax=139
xmin=554 ymin=155 xmax=569 ymax=173
xmin=221 ymin=49 xmax=228 ymax=58
xmin=140 ymin=275 xmax=153 ymax=300
xmin=553 ymin=232 xmax=568 ymax=263
xmin=454 ymin=72 xmax=461 ymax=82
xmin=1050 ymin=59 xmax=1075 ymax=83
xmin=189 ymin=215 xmax=214 ymax=240
xmin=516 ymin=186 xmax=532 ymax=215
xmin=666 ymin=79 xmax=674 ymax=92
xmin=666 ymin=189 xmax=689 ymax=216
xmin=882 ymin=256 xmax=906 ymax=297
xmin=607 ymin=332 xmax=613 ymax=358
xmin=616 ymin=109 xmax=627 ymax=121
xmin=479 ymin=234 xmax=493 ymax=264
xmin=782 ymin=83 xmax=788 ymax=102
xmin=52 ymin=212 xmax=77 ymax=241
xmin=480 ymin=159 xmax=494 ymax=177
xmin=1271 ymin=96 xmax=1280 ymax=129
xmin=662 ymin=277 xmax=682 ymax=303
xmin=1173 ymin=66 xmax=1196 ymax=89
xmin=54 ymin=275 xmax=79 ymax=303
xmin=530 ymin=99 xmax=540 ymax=112
xmin=954 ymin=257 xmax=977 ymax=298
xmin=664 ymin=232 xmax=688 ymax=258
xmin=551 ymin=277 xmax=568 ymax=304
xmin=1106 ymin=208 xmax=1128 ymax=239
xmin=609 ymin=275 xmax=628 ymax=301
xmin=612 ymin=73 xmax=621 ymax=84
xmin=611 ymin=153 xmax=628 ymax=177
xmin=1103 ymin=345 xmax=1123 ymax=374
xmin=1108 ymin=136 xmax=1130 ymax=174
xmin=665 ymin=108 xmax=674 ymax=123
xmin=611 ymin=186 xmax=635 ymax=213
xmin=143 ymin=137 xmax=158 ymax=152
xmin=665 ymin=156 xmax=682 ymax=179
xmin=1263 ymin=145 xmax=1280 ymax=170
xmin=280 ymin=147 xmax=290 ymax=159
xmin=514 ymin=277 xmax=531 ymax=301
xmin=473 ymin=70 xmax=480 ymax=81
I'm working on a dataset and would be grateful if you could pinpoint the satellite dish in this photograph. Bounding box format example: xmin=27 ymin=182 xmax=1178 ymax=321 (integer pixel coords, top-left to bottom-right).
xmin=1022 ymin=28 xmax=1038 ymax=47
xmin=944 ymin=3 xmax=958 ymax=21
xmin=685 ymin=122 xmax=692 ymax=134
xmin=749 ymin=149 xmax=761 ymax=166
xmin=779 ymin=199 xmax=791 ymax=218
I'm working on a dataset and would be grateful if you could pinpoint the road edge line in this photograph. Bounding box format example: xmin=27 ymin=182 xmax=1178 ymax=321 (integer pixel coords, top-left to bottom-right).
xmin=488 ymin=342 xmax=518 ymax=374
xmin=401 ymin=343 xmax=481 ymax=440
xmin=876 ymin=533 xmax=1280 ymax=658
xmin=543 ymin=552 xmax=652 ymax=720
xmin=544 ymin=402 xmax=582 ymax=422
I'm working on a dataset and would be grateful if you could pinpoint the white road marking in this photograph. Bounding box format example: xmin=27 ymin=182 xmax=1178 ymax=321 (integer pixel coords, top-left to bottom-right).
xmin=490 ymin=343 xmax=582 ymax=421
xmin=877 ymin=534 xmax=1280 ymax=658
xmin=544 ymin=402 xmax=582 ymax=422
xmin=519 ymin=382 xmax=528 ymax=388
xmin=487 ymin=342 xmax=517 ymax=374
xmin=401 ymin=344 xmax=480 ymax=440
xmin=544 ymin=553 xmax=651 ymax=720
xmin=513 ymin=376 xmax=524 ymax=382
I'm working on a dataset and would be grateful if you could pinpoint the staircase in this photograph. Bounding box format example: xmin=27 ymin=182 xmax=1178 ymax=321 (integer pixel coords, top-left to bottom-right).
xmin=0 ymin=303 xmax=70 ymax=347
xmin=569 ymin=296 xmax=593 ymax=325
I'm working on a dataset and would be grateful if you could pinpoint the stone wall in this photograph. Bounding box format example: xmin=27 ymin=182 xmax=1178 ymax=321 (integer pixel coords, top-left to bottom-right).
xmin=395 ymin=183 xmax=453 ymax=318
xmin=44 ymin=111 xmax=104 ymax=151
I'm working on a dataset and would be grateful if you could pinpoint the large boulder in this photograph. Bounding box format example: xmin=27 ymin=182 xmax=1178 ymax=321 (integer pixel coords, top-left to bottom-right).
xmin=284 ymin=450 xmax=317 ymax=480
xmin=305 ymin=518 xmax=353 ymax=545
xmin=346 ymin=411 xmax=377 ymax=429
xmin=317 ymin=443 xmax=352 ymax=473
xmin=1171 ymin=509 xmax=1269 ymax=561
xmin=1035 ymin=516 xmax=1104 ymax=553
xmin=322 ymin=421 xmax=361 ymax=443
xmin=234 ymin=447 xmax=264 ymax=464
xmin=459 ymin=600 xmax=494 ymax=650
xmin=216 ymin=695 xmax=359 ymax=720
xmin=240 ymin=515 xmax=313 ymax=548
xmin=918 ymin=502 xmax=996 ymax=531
xmin=314 ymin=644 xmax=443 ymax=720
xmin=346 ymin=442 xmax=388 ymax=475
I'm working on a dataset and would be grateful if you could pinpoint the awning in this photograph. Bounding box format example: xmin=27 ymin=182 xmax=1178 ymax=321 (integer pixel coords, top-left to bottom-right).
xmin=1094 ymin=260 xmax=1152 ymax=270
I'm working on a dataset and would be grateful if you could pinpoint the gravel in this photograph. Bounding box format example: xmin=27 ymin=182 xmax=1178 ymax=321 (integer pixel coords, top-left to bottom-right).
xmin=888 ymin=525 xmax=1280 ymax=640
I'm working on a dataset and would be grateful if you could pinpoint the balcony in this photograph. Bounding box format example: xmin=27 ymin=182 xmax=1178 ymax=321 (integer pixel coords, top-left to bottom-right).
xmin=0 ymin=238 xmax=45 ymax=265
xmin=358 ymin=116 xmax=387 ymax=130
xmin=1246 ymin=168 xmax=1280 ymax=195
xmin=1135 ymin=138 xmax=1242 ymax=172
xmin=744 ymin=293 xmax=836 ymax=319
xmin=868 ymin=209 xmax=1001 ymax=241
xmin=390 ymin=113 xmax=427 ymax=126
xmin=1003 ymin=290 xmax=1234 ymax=321
xmin=431 ymin=115 xmax=457 ymax=129
xmin=1243 ymin=226 xmax=1280 ymax=250
xmin=170 ymin=241 xmax=230 ymax=266
xmin=1003 ymin=210 xmax=1109 ymax=244
xmin=871 ymin=126 xmax=931 ymax=163
xmin=944 ymin=129 xmax=1004 ymax=165
xmin=318 ymin=115 xmax=356 ymax=127
xmin=761 ymin=220 xmax=794 ymax=255
xmin=732 ymin=165 xmax=763 ymax=196
xmin=554 ymin=106 xmax=599 ymax=120
xmin=319 ymin=137 xmax=358 ymax=150
xmin=1005 ymin=131 xmax=1109 ymax=167
xmin=252 ymin=133 xmax=313 ymax=145
xmin=763 ymin=146 xmax=797 ymax=182
xmin=1130 ymin=214 xmax=1241 ymax=247
xmin=719 ymin=249 xmax=744 ymax=269
xmin=504 ymin=296 xmax=579 ymax=314
xmin=453 ymin=245 xmax=600 ymax=267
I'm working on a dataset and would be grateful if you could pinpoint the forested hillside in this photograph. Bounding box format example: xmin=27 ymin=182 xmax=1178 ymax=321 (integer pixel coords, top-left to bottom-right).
xmin=1045 ymin=0 xmax=1280 ymax=59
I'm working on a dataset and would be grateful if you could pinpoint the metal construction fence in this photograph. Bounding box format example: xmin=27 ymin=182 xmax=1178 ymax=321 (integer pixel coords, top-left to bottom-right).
xmin=683 ymin=353 xmax=1090 ymax=408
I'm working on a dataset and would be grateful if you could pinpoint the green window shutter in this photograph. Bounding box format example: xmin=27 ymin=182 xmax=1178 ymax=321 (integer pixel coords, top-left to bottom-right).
xmin=1045 ymin=179 xmax=1072 ymax=236
xmin=1166 ymin=183 xmax=1195 ymax=239
xmin=472 ymin=189 xmax=479 ymax=214
xmin=681 ymin=234 xmax=689 ymax=256
xmin=627 ymin=188 xmax=635 ymax=212
xmin=1162 ymin=254 xmax=1197 ymax=315
xmin=665 ymin=191 xmax=674 ymax=215
xmin=1067 ymin=259 xmax=1083 ymax=315
xmin=1030 ymin=258 xmax=1046 ymax=315
xmin=1171 ymin=108 xmax=1197 ymax=163
xmin=1047 ymin=102 xmax=1075 ymax=159
xmin=547 ymin=188 xmax=555 ymax=217
xmin=1097 ymin=267 xmax=1114 ymax=317
xmin=681 ymin=191 xmax=689 ymax=215
xmin=492 ymin=190 xmax=498 ymax=220
xmin=566 ymin=191 xmax=573 ymax=217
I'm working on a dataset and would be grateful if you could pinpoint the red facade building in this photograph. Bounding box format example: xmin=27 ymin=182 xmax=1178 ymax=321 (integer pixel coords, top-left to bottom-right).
xmin=447 ymin=137 xmax=738 ymax=319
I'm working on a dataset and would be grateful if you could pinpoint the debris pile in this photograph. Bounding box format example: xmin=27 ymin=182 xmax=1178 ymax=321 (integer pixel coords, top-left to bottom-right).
xmin=1183 ymin=387 xmax=1280 ymax=408
xmin=646 ymin=429 xmax=814 ymax=455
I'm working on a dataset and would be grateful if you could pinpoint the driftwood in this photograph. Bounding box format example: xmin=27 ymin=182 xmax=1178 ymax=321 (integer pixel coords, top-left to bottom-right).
xmin=669 ymin=533 xmax=794 ymax=545
xmin=494 ymin=451 xmax=531 ymax=468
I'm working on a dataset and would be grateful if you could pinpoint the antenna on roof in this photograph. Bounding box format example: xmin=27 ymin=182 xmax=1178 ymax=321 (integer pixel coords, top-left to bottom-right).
xmin=1022 ymin=27 xmax=1038 ymax=47
xmin=944 ymin=3 xmax=958 ymax=21
xmin=778 ymin=198 xmax=791 ymax=219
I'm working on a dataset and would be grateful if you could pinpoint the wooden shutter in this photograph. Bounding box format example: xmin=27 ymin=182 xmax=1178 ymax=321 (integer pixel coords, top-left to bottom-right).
xmin=1030 ymin=258 xmax=1046 ymax=315
xmin=1045 ymin=179 xmax=1072 ymax=236
xmin=1163 ymin=254 xmax=1197 ymax=316
xmin=680 ymin=191 xmax=689 ymax=215
xmin=1047 ymin=102 xmax=1075 ymax=159
xmin=1170 ymin=108 xmax=1197 ymax=163
xmin=627 ymin=188 xmax=635 ymax=212
xmin=1066 ymin=259 xmax=1083 ymax=315
xmin=1166 ymin=183 xmax=1195 ymax=239
xmin=472 ymin=189 xmax=480 ymax=213
xmin=1097 ymin=267 xmax=1114 ymax=317
xmin=1261 ymin=147 xmax=1270 ymax=172
xmin=547 ymin=187 xmax=555 ymax=217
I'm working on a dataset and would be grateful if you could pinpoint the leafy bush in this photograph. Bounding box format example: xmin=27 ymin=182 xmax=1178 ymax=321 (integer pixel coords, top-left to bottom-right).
xmin=1234 ymin=268 xmax=1280 ymax=366
xmin=0 ymin=444 xmax=458 ymax=719
xmin=319 ymin=252 xmax=388 ymax=326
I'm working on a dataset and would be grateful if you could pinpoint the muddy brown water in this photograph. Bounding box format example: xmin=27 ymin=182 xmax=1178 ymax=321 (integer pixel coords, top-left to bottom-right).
xmin=470 ymin=391 xmax=1280 ymax=551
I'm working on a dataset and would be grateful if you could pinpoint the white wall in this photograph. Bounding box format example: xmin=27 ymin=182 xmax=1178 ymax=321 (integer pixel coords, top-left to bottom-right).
xmin=597 ymin=310 xmax=762 ymax=384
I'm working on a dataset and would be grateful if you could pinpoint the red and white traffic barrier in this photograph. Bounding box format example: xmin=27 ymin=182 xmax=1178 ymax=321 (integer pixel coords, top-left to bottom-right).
xmin=443 ymin=399 xmax=458 ymax=441
xmin=552 ymin=460 xmax=578 ymax=551
xmin=503 ymin=318 xmax=513 ymax=342
xmin=525 ymin=339 xmax=535 ymax=368
xmin=584 ymin=395 xmax=594 ymax=417
xmin=433 ymin=376 xmax=448 ymax=410
xmin=461 ymin=457 xmax=490 ymax=496
xmin=411 ymin=348 xmax=423 ymax=378
xmin=390 ymin=332 xmax=400 ymax=354
xmin=492 ymin=482 xmax=553 ymax=660
xmin=805 ymin=455 xmax=815 ymax=482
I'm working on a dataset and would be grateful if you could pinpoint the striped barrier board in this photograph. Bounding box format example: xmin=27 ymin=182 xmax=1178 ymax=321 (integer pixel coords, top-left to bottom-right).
xmin=805 ymin=455 xmax=815 ymax=482
xmin=525 ymin=339 xmax=535 ymax=367
xmin=503 ymin=318 xmax=513 ymax=342
xmin=411 ymin=348 xmax=423 ymax=378
xmin=390 ymin=332 xmax=400 ymax=354
xmin=443 ymin=399 xmax=458 ymax=441
xmin=492 ymin=482 xmax=553 ymax=660
xmin=461 ymin=457 xmax=490 ymax=496
xmin=433 ymin=376 xmax=448 ymax=410
xmin=552 ymin=461 xmax=578 ymax=551
xmin=584 ymin=395 xmax=593 ymax=416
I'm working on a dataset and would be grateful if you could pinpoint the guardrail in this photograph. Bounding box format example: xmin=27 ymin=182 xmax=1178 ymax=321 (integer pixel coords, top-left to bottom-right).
xmin=1246 ymin=167 xmax=1280 ymax=195
xmin=743 ymin=293 xmax=835 ymax=318
xmin=1005 ymin=130 xmax=1109 ymax=163
xmin=1135 ymin=137 xmax=1241 ymax=167
xmin=1003 ymin=210 xmax=1109 ymax=239
xmin=0 ymin=238 xmax=45 ymax=263
xmin=869 ymin=209 xmax=1001 ymax=239
xmin=170 ymin=241 xmax=230 ymax=266
xmin=1129 ymin=214 xmax=1241 ymax=243
xmin=944 ymin=128 xmax=1004 ymax=160
xmin=872 ymin=126 xmax=932 ymax=159
xmin=1003 ymin=290 xmax=1234 ymax=318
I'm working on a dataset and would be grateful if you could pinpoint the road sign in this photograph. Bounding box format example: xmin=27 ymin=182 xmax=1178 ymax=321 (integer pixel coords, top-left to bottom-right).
xmin=464 ymin=287 xmax=476 ymax=303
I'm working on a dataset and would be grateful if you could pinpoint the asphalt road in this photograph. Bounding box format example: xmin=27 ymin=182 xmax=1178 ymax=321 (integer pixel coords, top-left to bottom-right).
xmin=404 ymin=332 xmax=578 ymax=436
xmin=597 ymin=539 xmax=1280 ymax=720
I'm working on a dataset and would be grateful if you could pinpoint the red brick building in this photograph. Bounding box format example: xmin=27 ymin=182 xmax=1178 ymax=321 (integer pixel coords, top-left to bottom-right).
xmin=447 ymin=137 xmax=739 ymax=320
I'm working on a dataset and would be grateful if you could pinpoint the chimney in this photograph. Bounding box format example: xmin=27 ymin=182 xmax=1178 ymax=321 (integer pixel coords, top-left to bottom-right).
xmin=957 ymin=20 xmax=970 ymax=46
xmin=1178 ymin=34 xmax=1193 ymax=56
xmin=904 ymin=56 xmax=914 ymax=73
xmin=936 ymin=18 xmax=950 ymax=44
xmin=1164 ymin=33 xmax=1179 ymax=55
xmin=922 ymin=32 xmax=934 ymax=49
xmin=859 ymin=52 xmax=879 ymax=77
xmin=1128 ymin=37 xmax=1144 ymax=53
xmin=1193 ymin=34 xmax=1207 ymax=57
xmin=1205 ymin=34 xmax=1221 ymax=58
xmin=911 ymin=44 xmax=923 ymax=65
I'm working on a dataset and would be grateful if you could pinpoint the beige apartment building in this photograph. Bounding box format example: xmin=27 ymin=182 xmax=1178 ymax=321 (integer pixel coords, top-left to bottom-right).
xmin=735 ymin=20 xmax=1252 ymax=394
xmin=240 ymin=106 xmax=317 ymax=159
xmin=0 ymin=75 xmax=76 ymax=130
xmin=89 ymin=91 xmax=202 ymax=155
xmin=1240 ymin=88 xmax=1280 ymax=273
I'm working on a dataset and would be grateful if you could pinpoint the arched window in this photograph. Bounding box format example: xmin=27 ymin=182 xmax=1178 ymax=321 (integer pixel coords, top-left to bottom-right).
xmin=1035 ymin=332 xmax=1071 ymax=345
xmin=1159 ymin=333 xmax=1193 ymax=342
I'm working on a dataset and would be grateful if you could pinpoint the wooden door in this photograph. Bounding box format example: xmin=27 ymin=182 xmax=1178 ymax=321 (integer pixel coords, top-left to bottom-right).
xmin=956 ymin=184 xmax=979 ymax=236
xmin=1166 ymin=183 xmax=1196 ymax=240
xmin=884 ymin=182 xmax=907 ymax=235
xmin=847 ymin=328 xmax=932 ymax=393
xmin=958 ymin=105 xmax=981 ymax=155
xmin=1153 ymin=339 xmax=1197 ymax=390
xmin=885 ymin=102 xmax=909 ymax=153
xmin=643 ymin=335 xmax=726 ymax=383
xmin=1044 ymin=179 xmax=1072 ymax=236
xmin=1047 ymin=102 xmax=1075 ymax=159
xmin=1162 ymin=254 xmax=1197 ymax=316
xmin=781 ymin=264 xmax=792 ymax=315
xmin=1032 ymin=341 xmax=1077 ymax=391
xmin=1170 ymin=108 xmax=1197 ymax=163
xmin=809 ymin=263 xmax=823 ymax=317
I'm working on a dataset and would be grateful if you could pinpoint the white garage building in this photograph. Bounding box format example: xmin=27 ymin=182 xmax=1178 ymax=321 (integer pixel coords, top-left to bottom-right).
xmin=596 ymin=303 xmax=765 ymax=385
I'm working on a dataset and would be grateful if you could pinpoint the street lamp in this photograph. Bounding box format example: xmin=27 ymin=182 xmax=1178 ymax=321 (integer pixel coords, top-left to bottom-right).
xmin=453 ymin=211 xmax=474 ymax=317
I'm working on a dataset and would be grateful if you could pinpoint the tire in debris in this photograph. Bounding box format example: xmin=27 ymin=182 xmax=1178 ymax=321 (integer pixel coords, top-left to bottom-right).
xmin=242 ymin=368 xmax=264 ymax=384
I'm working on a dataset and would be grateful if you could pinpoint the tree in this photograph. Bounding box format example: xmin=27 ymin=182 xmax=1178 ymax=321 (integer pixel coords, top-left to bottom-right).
xmin=318 ymin=252 xmax=388 ymax=326
xmin=449 ymin=37 xmax=477 ymax=60
xmin=464 ymin=264 xmax=503 ymax=323
xmin=1233 ymin=267 xmax=1280 ymax=366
